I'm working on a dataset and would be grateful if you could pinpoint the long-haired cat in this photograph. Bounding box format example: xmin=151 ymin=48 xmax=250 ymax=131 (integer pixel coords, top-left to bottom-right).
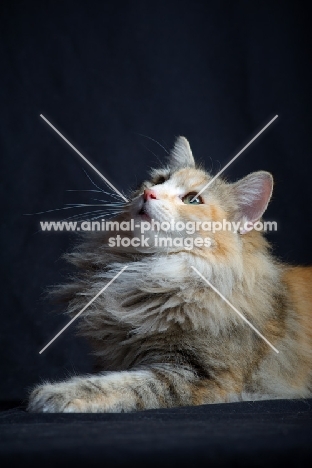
xmin=28 ymin=137 xmax=312 ymax=413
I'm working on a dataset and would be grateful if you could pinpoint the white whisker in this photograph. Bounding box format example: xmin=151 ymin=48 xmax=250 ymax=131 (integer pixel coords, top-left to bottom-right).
xmin=136 ymin=133 xmax=169 ymax=155
xmin=83 ymin=170 xmax=123 ymax=200
xmin=65 ymin=203 xmax=123 ymax=207
xmin=66 ymin=189 xmax=102 ymax=193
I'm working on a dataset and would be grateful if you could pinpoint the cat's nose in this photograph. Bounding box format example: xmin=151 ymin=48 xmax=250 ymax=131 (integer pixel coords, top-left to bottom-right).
xmin=143 ymin=189 xmax=158 ymax=201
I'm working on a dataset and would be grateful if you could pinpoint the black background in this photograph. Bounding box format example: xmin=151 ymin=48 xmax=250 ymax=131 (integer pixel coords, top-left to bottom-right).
xmin=1 ymin=0 xmax=312 ymax=402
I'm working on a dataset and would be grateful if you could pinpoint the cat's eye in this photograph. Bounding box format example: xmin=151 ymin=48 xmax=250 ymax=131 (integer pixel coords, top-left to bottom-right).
xmin=155 ymin=176 xmax=166 ymax=185
xmin=182 ymin=192 xmax=203 ymax=205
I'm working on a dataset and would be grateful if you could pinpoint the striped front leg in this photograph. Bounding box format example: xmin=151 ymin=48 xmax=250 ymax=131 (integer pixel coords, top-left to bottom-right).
xmin=28 ymin=363 xmax=225 ymax=413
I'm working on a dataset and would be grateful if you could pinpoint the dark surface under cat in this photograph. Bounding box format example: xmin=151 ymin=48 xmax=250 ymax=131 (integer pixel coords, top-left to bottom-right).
xmin=1 ymin=399 xmax=311 ymax=468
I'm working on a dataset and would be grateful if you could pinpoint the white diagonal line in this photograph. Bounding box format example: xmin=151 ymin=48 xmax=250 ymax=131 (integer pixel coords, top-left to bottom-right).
xmin=191 ymin=115 xmax=278 ymax=201
xmin=39 ymin=265 xmax=128 ymax=354
xmin=40 ymin=114 xmax=129 ymax=202
xmin=191 ymin=266 xmax=279 ymax=354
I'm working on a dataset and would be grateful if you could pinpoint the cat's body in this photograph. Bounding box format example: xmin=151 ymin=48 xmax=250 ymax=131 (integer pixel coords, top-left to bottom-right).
xmin=28 ymin=137 xmax=312 ymax=413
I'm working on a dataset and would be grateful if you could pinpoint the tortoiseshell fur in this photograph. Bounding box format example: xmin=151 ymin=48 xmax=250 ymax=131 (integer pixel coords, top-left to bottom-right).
xmin=28 ymin=137 xmax=312 ymax=413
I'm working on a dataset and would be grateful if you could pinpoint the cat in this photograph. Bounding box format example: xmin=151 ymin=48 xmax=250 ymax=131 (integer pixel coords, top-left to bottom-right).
xmin=28 ymin=136 xmax=312 ymax=413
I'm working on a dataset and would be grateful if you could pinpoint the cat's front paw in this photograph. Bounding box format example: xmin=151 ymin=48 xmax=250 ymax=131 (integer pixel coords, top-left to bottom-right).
xmin=28 ymin=382 xmax=85 ymax=413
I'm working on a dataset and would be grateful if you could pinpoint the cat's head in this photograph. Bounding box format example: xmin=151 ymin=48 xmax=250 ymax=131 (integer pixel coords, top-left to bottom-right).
xmin=127 ymin=136 xmax=273 ymax=259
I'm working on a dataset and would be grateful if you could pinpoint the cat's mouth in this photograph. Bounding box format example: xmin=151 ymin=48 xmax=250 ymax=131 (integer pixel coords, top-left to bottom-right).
xmin=138 ymin=205 xmax=151 ymax=220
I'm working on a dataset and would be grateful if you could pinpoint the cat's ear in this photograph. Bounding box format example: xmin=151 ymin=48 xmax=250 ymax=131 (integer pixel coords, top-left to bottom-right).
xmin=233 ymin=171 xmax=273 ymax=233
xmin=168 ymin=136 xmax=195 ymax=171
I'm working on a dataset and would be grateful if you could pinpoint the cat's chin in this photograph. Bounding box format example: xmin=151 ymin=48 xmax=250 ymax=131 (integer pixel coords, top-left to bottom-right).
xmin=138 ymin=211 xmax=151 ymax=222
xmin=138 ymin=205 xmax=151 ymax=221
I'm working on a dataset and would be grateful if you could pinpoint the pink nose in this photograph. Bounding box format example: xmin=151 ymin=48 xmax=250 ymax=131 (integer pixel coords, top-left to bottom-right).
xmin=144 ymin=189 xmax=158 ymax=201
